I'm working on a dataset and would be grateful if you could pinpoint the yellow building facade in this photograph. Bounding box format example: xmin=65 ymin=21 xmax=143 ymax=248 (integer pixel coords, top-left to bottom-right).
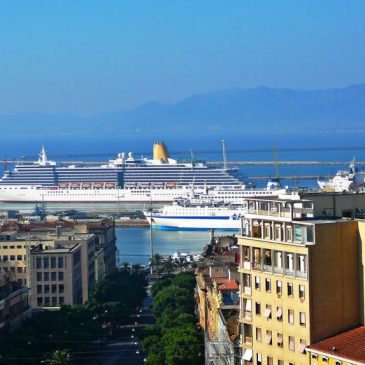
xmin=239 ymin=198 xmax=362 ymax=365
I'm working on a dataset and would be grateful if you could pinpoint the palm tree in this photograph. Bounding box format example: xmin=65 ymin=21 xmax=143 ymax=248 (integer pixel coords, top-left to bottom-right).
xmin=43 ymin=349 xmax=71 ymax=365
xmin=151 ymin=253 xmax=163 ymax=276
xmin=161 ymin=255 xmax=174 ymax=275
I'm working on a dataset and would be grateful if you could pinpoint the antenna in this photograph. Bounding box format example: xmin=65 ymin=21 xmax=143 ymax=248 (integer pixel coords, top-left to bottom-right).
xmin=222 ymin=140 xmax=227 ymax=170
xmin=273 ymin=144 xmax=279 ymax=178
xmin=190 ymin=149 xmax=195 ymax=164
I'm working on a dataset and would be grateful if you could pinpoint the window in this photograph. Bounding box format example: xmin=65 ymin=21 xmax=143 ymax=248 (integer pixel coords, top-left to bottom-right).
xmin=267 ymin=357 xmax=273 ymax=365
xmin=287 ymin=283 xmax=294 ymax=296
xmin=299 ymin=285 xmax=305 ymax=300
xmin=58 ymin=272 xmax=64 ymax=281
xmin=59 ymin=297 xmax=64 ymax=305
xmin=285 ymin=226 xmax=292 ymax=241
xmin=289 ymin=336 xmax=295 ymax=351
xmin=17 ymin=267 xmax=22 ymax=273
xmin=277 ymin=333 xmax=283 ymax=347
xmin=51 ymin=284 xmax=57 ymax=293
xmin=51 ymin=272 xmax=57 ymax=281
xmin=264 ymin=224 xmax=271 ymax=239
xmin=276 ymin=280 xmax=282 ymax=295
xmin=255 ymin=302 xmax=261 ymax=315
xmin=10 ymin=255 xmax=15 ymax=261
xmin=36 ymin=257 xmax=42 ymax=269
xmin=285 ymin=253 xmax=294 ymax=274
xmin=288 ymin=309 xmax=294 ymax=324
xmin=265 ymin=278 xmax=271 ymax=292
xmin=321 ymin=357 xmax=328 ymax=363
xmin=297 ymin=255 xmax=307 ymax=274
xmin=43 ymin=257 xmax=49 ymax=269
xmin=51 ymin=257 xmax=56 ymax=268
xmin=294 ymin=226 xmax=302 ymax=242
xmin=311 ymin=354 xmax=318 ymax=360
xmin=58 ymin=257 xmax=64 ymax=268
xmin=274 ymin=225 xmax=281 ymax=240
xmin=255 ymin=276 xmax=261 ymax=290
xmin=299 ymin=339 xmax=306 ymax=354
xmin=278 ymin=360 xmax=284 ymax=365
xmin=264 ymin=305 xmax=272 ymax=319
xmin=256 ymin=327 xmax=262 ymax=342
xmin=265 ymin=330 xmax=272 ymax=345
xmin=45 ymin=297 xmax=50 ymax=306
xmin=52 ymin=297 xmax=57 ymax=305
xmin=44 ymin=284 xmax=49 ymax=294
xmin=44 ymin=272 xmax=50 ymax=281
xmin=37 ymin=285 xmax=42 ymax=294
xmin=306 ymin=226 xmax=313 ymax=242
xmin=36 ymin=272 xmax=42 ymax=281
xmin=264 ymin=249 xmax=272 ymax=266
xmin=300 ymin=312 xmax=306 ymax=326
xmin=37 ymin=297 xmax=43 ymax=306
xmin=276 ymin=307 xmax=283 ymax=320
xmin=17 ymin=255 xmax=22 ymax=261
xmin=59 ymin=284 xmax=64 ymax=293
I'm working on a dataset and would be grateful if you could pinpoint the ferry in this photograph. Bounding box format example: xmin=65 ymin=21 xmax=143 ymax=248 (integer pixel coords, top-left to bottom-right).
xmin=0 ymin=142 xmax=288 ymax=205
xmin=317 ymin=159 xmax=365 ymax=192
xmin=143 ymin=200 xmax=246 ymax=231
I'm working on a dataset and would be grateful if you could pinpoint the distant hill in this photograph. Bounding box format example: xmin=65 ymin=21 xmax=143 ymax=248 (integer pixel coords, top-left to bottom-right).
xmin=1 ymin=83 xmax=365 ymax=137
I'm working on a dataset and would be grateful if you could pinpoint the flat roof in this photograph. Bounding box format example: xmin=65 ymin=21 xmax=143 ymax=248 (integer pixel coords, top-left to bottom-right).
xmin=308 ymin=326 xmax=365 ymax=364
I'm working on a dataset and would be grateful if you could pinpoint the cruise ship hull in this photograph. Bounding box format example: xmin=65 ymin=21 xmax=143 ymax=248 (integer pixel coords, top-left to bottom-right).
xmin=144 ymin=214 xmax=242 ymax=231
xmin=0 ymin=186 xmax=192 ymax=204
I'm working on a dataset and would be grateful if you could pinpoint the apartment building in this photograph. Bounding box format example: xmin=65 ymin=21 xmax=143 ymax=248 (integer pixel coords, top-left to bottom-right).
xmin=0 ymin=271 xmax=31 ymax=335
xmin=0 ymin=231 xmax=33 ymax=286
xmin=239 ymin=197 xmax=361 ymax=365
xmin=28 ymin=231 xmax=96 ymax=307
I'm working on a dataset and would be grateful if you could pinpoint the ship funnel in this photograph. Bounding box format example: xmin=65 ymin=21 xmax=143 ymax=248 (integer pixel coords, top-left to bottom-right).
xmin=153 ymin=141 xmax=169 ymax=162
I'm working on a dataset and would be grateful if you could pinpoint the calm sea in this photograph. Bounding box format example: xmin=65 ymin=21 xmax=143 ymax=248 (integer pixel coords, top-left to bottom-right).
xmin=115 ymin=227 xmax=235 ymax=265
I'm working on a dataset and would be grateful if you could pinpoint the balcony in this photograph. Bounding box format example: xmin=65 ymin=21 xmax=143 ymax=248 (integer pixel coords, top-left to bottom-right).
xmin=243 ymin=286 xmax=252 ymax=295
xmin=243 ymin=310 xmax=252 ymax=321
xmin=273 ymin=266 xmax=283 ymax=274
xmin=244 ymin=336 xmax=253 ymax=345
xmin=296 ymin=270 xmax=307 ymax=279
xmin=263 ymin=264 xmax=272 ymax=272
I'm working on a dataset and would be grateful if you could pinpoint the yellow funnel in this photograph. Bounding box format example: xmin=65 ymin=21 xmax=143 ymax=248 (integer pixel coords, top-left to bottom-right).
xmin=153 ymin=141 xmax=169 ymax=162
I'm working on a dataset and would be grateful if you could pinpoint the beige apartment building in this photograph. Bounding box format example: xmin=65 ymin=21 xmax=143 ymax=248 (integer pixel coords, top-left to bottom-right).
xmin=28 ymin=231 xmax=96 ymax=307
xmin=239 ymin=197 xmax=363 ymax=365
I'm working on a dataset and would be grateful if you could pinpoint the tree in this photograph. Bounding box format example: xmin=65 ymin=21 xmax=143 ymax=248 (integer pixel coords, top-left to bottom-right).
xmin=162 ymin=325 xmax=203 ymax=365
xmin=151 ymin=253 xmax=163 ymax=275
xmin=161 ymin=256 xmax=174 ymax=275
xmin=43 ymin=349 xmax=71 ymax=365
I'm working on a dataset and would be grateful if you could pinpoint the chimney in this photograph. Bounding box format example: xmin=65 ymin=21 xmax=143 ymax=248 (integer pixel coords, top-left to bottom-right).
xmin=56 ymin=225 xmax=62 ymax=238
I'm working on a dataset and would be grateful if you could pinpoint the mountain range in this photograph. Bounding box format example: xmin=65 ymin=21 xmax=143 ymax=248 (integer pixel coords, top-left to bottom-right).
xmin=1 ymin=83 xmax=365 ymax=138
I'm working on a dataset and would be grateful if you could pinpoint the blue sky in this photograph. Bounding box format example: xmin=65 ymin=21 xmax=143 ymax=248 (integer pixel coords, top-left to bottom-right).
xmin=0 ymin=0 xmax=364 ymax=115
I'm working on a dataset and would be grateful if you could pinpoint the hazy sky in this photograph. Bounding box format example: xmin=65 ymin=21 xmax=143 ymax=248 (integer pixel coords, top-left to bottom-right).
xmin=0 ymin=0 xmax=364 ymax=115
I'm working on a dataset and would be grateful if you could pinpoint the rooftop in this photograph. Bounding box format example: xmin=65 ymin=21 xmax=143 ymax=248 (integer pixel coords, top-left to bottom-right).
xmin=308 ymin=326 xmax=365 ymax=364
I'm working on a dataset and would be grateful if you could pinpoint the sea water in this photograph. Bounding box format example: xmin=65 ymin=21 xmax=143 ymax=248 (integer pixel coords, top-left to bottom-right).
xmin=115 ymin=227 xmax=235 ymax=265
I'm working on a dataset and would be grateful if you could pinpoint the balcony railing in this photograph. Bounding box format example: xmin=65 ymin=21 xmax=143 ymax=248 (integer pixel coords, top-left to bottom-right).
xmin=252 ymin=262 xmax=261 ymax=270
xmin=273 ymin=266 xmax=283 ymax=274
xmin=243 ymin=261 xmax=251 ymax=270
xmin=243 ymin=311 xmax=252 ymax=320
xmin=285 ymin=269 xmax=295 ymax=277
xmin=244 ymin=336 xmax=253 ymax=345
xmin=263 ymin=264 xmax=272 ymax=272
xmin=296 ymin=270 xmax=307 ymax=279
xmin=244 ymin=286 xmax=252 ymax=295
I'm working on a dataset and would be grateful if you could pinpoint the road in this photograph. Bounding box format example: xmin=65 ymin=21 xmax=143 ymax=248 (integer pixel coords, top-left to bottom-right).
xmin=78 ymin=296 xmax=154 ymax=365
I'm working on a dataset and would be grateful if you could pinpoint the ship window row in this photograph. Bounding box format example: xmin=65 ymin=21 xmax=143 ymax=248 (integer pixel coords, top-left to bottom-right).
xmin=241 ymin=272 xmax=306 ymax=299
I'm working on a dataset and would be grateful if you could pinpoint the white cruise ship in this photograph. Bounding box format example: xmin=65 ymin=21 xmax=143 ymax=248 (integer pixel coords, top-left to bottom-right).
xmin=144 ymin=200 xmax=246 ymax=231
xmin=0 ymin=142 xmax=287 ymax=205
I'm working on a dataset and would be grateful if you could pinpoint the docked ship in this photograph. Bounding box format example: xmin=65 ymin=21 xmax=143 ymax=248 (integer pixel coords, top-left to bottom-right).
xmin=144 ymin=200 xmax=246 ymax=231
xmin=0 ymin=142 xmax=287 ymax=205
xmin=317 ymin=159 xmax=365 ymax=193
